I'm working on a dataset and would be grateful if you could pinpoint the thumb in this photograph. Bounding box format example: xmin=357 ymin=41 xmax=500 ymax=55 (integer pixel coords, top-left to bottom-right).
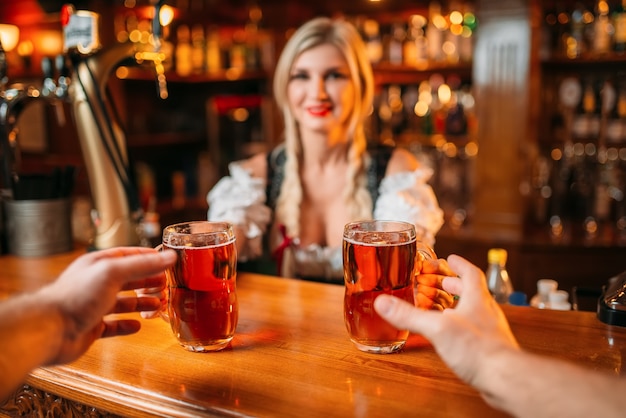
xmin=374 ymin=295 xmax=441 ymax=337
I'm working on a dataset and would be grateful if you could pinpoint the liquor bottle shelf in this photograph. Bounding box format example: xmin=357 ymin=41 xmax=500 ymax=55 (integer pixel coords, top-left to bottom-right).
xmin=117 ymin=67 xmax=268 ymax=83
xmin=373 ymin=62 xmax=472 ymax=86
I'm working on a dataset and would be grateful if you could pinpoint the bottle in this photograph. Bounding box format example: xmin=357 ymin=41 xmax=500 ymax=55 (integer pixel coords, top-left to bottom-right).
xmin=606 ymin=77 xmax=622 ymax=144
xmin=190 ymin=24 xmax=205 ymax=73
xmin=569 ymin=2 xmax=588 ymax=58
xmin=571 ymin=77 xmax=593 ymax=141
xmin=613 ymin=0 xmax=626 ymax=52
xmin=592 ymin=0 xmax=612 ymax=54
xmin=554 ymin=3 xmax=571 ymax=57
xmin=244 ymin=4 xmax=263 ymax=71
xmin=617 ymin=75 xmax=626 ymax=143
xmin=229 ymin=29 xmax=247 ymax=71
xmin=445 ymin=91 xmax=467 ymax=135
xmin=403 ymin=19 xmax=418 ymax=67
xmin=363 ymin=19 xmax=383 ymax=65
xmin=387 ymin=21 xmax=406 ymax=65
xmin=205 ymin=25 xmax=222 ymax=74
xmin=426 ymin=1 xmax=444 ymax=62
xmin=541 ymin=5 xmax=557 ymax=59
xmin=175 ymin=24 xmax=192 ymax=77
xmin=593 ymin=78 xmax=614 ymax=222
xmin=485 ymin=248 xmax=513 ymax=304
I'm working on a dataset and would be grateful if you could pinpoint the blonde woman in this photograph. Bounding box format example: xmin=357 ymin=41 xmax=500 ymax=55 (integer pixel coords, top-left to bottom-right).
xmin=208 ymin=17 xmax=445 ymax=292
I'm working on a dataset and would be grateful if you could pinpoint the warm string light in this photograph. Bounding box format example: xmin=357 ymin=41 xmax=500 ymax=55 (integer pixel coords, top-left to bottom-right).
xmin=159 ymin=5 xmax=174 ymax=27
xmin=0 ymin=24 xmax=20 ymax=52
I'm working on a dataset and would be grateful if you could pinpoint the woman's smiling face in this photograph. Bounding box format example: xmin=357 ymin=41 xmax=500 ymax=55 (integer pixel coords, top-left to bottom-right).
xmin=287 ymin=43 xmax=356 ymax=136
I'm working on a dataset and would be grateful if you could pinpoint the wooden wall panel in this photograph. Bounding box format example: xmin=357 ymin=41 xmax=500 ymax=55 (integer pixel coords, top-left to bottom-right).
xmin=471 ymin=0 xmax=531 ymax=241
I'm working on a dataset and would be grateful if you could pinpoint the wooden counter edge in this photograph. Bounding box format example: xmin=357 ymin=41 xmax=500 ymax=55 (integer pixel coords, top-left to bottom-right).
xmin=2 ymin=365 xmax=222 ymax=418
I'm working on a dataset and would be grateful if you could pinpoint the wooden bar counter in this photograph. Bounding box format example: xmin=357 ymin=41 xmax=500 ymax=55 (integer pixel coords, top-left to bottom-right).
xmin=1 ymin=248 xmax=625 ymax=417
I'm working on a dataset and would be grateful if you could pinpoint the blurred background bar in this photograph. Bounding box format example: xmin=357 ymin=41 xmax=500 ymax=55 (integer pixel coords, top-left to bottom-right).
xmin=0 ymin=0 xmax=623 ymax=297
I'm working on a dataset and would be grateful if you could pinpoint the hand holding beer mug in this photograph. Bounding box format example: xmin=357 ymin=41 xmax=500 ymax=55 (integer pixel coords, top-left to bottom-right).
xmin=343 ymin=220 xmax=435 ymax=353
xmin=160 ymin=221 xmax=238 ymax=352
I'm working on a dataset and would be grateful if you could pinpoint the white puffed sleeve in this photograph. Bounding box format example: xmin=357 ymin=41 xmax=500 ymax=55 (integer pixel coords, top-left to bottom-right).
xmin=207 ymin=162 xmax=272 ymax=261
xmin=373 ymin=167 xmax=444 ymax=247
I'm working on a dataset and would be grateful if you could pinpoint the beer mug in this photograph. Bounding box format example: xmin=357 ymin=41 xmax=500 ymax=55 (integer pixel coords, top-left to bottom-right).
xmin=159 ymin=221 xmax=238 ymax=352
xmin=343 ymin=220 xmax=435 ymax=353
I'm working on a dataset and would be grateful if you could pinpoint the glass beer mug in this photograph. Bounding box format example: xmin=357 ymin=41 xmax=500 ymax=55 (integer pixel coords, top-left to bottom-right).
xmin=159 ymin=221 xmax=238 ymax=352
xmin=342 ymin=220 xmax=435 ymax=353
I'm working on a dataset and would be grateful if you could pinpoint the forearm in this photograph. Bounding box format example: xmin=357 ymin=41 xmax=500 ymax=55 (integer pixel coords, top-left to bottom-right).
xmin=0 ymin=291 xmax=63 ymax=401
xmin=479 ymin=347 xmax=626 ymax=418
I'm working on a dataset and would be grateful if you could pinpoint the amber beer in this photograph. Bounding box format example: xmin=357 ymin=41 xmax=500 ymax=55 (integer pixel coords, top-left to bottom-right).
xmin=162 ymin=221 xmax=238 ymax=352
xmin=343 ymin=220 xmax=418 ymax=354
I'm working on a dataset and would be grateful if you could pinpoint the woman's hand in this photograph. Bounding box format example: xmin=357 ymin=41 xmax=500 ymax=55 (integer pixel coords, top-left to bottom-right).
xmin=415 ymin=258 xmax=457 ymax=310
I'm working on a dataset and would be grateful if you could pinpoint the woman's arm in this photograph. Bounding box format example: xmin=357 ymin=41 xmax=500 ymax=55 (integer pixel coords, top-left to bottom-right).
xmin=207 ymin=152 xmax=272 ymax=260
xmin=373 ymin=148 xmax=444 ymax=247
xmin=385 ymin=147 xmax=420 ymax=174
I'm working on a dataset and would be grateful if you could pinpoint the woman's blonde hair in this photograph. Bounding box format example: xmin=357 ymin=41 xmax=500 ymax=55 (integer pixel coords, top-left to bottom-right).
xmin=272 ymin=17 xmax=374 ymax=243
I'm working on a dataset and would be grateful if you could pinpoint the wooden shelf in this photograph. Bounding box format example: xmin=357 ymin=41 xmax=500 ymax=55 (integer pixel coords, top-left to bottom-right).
xmin=127 ymin=132 xmax=205 ymax=147
xmin=394 ymin=132 xmax=476 ymax=148
xmin=373 ymin=62 xmax=472 ymax=86
xmin=117 ymin=67 xmax=268 ymax=84
xmin=541 ymin=52 xmax=626 ymax=69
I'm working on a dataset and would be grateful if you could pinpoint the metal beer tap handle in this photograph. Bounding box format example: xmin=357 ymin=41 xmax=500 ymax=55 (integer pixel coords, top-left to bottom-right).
xmin=135 ymin=50 xmax=168 ymax=100
xmin=131 ymin=1 xmax=168 ymax=98
xmin=62 ymin=1 xmax=168 ymax=250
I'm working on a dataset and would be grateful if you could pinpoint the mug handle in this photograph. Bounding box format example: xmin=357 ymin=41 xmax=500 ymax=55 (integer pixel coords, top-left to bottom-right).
xmin=146 ymin=244 xmax=170 ymax=323
xmin=414 ymin=241 xmax=436 ymax=290
xmin=413 ymin=242 xmax=458 ymax=309
xmin=416 ymin=241 xmax=436 ymax=262
xmin=413 ymin=241 xmax=436 ymax=306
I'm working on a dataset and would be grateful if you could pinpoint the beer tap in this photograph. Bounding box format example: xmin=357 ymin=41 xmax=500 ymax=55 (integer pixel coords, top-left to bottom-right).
xmin=62 ymin=1 xmax=168 ymax=249
xmin=0 ymin=1 xmax=168 ymax=251
xmin=0 ymin=50 xmax=61 ymax=200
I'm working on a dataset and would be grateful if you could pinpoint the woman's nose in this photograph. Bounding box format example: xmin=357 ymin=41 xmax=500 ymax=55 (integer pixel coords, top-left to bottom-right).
xmin=312 ymin=77 xmax=328 ymax=99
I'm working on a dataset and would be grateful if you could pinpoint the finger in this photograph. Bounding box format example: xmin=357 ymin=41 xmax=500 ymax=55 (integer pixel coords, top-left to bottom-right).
xmin=112 ymin=295 xmax=162 ymax=314
xmin=103 ymin=250 xmax=177 ymax=287
xmin=446 ymin=255 xmax=491 ymax=301
xmin=134 ymin=288 xmax=166 ymax=311
xmin=120 ymin=274 xmax=166 ymax=292
xmin=69 ymin=246 xmax=163 ymax=269
xmin=374 ymin=294 xmax=442 ymax=337
xmin=416 ymin=273 xmax=445 ymax=288
xmin=417 ymin=284 xmax=452 ymax=303
xmin=420 ymin=259 xmax=456 ymax=276
xmin=135 ymin=286 xmax=166 ymax=297
xmin=441 ymin=276 xmax=464 ymax=296
xmin=73 ymin=247 xmax=157 ymax=270
xmin=135 ymin=287 xmax=167 ymax=319
xmin=416 ymin=293 xmax=446 ymax=311
xmin=101 ymin=319 xmax=142 ymax=338
xmin=94 ymin=246 xmax=161 ymax=260
xmin=416 ymin=286 xmax=455 ymax=309
xmin=140 ymin=309 xmax=162 ymax=320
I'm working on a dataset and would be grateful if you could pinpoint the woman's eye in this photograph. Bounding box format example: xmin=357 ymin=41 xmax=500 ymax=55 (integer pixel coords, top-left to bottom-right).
xmin=289 ymin=73 xmax=308 ymax=80
xmin=326 ymin=71 xmax=348 ymax=80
